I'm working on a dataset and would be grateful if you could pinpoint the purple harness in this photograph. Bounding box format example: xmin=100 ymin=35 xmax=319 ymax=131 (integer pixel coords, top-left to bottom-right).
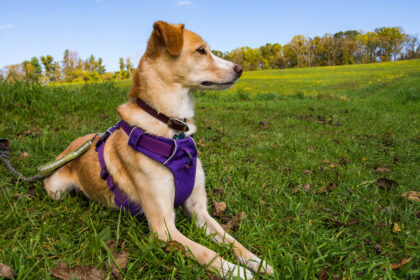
xmin=95 ymin=120 xmax=197 ymax=218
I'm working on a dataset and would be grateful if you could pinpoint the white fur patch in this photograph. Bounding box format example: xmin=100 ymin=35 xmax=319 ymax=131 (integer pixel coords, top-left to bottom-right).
xmin=239 ymin=256 xmax=274 ymax=274
xmin=220 ymin=260 xmax=254 ymax=279
xmin=211 ymin=53 xmax=235 ymax=71
xmin=44 ymin=172 xmax=75 ymax=200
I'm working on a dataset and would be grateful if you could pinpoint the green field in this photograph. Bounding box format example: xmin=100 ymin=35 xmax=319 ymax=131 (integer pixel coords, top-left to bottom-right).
xmin=1 ymin=60 xmax=419 ymax=279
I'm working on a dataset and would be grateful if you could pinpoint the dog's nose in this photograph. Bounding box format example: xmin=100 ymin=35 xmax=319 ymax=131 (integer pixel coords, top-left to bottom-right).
xmin=234 ymin=65 xmax=243 ymax=75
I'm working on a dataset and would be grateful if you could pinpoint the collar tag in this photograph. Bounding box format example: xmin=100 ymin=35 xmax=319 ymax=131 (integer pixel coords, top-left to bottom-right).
xmin=174 ymin=132 xmax=185 ymax=140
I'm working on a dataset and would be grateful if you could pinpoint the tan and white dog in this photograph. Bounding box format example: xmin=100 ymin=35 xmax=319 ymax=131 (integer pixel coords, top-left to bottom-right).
xmin=44 ymin=21 xmax=274 ymax=279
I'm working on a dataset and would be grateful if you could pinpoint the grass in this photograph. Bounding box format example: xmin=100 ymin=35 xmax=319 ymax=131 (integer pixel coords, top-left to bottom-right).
xmin=1 ymin=60 xmax=419 ymax=279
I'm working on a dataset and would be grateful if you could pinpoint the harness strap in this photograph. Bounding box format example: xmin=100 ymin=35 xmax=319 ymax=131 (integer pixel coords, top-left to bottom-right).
xmin=95 ymin=120 xmax=196 ymax=217
xmin=119 ymin=120 xmax=173 ymax=158
xmin=95 ymin=122 xmax=144 ymax=217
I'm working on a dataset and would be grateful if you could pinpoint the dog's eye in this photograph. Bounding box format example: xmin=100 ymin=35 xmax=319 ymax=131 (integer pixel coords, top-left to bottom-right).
xmin=196 ymin=47 xmax=206 ymax=55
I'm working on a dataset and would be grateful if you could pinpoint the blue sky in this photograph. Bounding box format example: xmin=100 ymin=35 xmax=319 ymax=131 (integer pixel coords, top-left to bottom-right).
xmin=1 ymin=0 xmax=419 ymax=72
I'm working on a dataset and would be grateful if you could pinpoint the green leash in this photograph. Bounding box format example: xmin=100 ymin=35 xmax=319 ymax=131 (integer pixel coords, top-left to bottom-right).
xmin=0 ymin=134 xmax=98 ymax=182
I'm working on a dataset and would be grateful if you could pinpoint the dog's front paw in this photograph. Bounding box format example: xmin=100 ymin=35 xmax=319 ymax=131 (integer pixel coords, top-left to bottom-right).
xmin=240 ymin=256 xmax=274 ymax=275
xmin=260 ymin=261 xmax=274 ymax=275
xmin=221 ymin=260 xmax=254 ymax=279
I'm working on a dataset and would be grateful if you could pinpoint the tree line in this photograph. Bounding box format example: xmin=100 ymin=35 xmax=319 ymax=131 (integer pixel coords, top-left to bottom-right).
xmin=1 ymin=26 xmax=419 ymax=83
xmin=1 ymin=49 xmax=135 ymax=83
xmin=213 ymin=27 xmax=420 ymax=70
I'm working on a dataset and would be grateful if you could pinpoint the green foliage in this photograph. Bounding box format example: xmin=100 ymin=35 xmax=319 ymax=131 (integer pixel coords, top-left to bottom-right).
xmin=214 ymin=26 xmax=417 ymax=71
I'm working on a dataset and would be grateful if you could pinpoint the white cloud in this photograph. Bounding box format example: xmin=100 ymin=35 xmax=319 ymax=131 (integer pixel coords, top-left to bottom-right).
xmin=177 ymin=1 xmax=192 ymax=5
xmin=0 ymin=24 xmax=17 ymax=30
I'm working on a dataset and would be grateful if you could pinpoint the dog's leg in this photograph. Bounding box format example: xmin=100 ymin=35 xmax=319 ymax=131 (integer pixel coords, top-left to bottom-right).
xmin=44 ymin=167 xmax=77 ymax=200
xmin=137 ymin=174 xmax=253 ymax=279
xmin=183 ymin=160 xmax=274 ymax=275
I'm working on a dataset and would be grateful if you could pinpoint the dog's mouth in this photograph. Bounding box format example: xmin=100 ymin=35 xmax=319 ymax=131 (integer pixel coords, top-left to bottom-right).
xmin=201 ymin=81 xmax=234 ymax=87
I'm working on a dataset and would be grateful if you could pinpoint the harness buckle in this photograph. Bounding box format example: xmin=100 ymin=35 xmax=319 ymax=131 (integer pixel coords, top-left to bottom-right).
xmin=100 ymin=166 xmax=109 ymax=179
xmin=95 ymin=131 xmax=111 ymax=148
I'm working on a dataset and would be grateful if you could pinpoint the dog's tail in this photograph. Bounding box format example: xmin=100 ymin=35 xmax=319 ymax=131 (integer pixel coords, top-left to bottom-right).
xmin=0 ymin=134 xmax=98 ymax=183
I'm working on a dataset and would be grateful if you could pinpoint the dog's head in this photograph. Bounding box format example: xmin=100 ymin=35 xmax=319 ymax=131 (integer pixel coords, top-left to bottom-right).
xmin=131 ymin=21 xmax=242 ymax=94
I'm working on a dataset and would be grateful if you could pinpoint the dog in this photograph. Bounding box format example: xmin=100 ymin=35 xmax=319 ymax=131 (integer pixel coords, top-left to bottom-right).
xmin=44 ymin=21 xmax=274 ymax=279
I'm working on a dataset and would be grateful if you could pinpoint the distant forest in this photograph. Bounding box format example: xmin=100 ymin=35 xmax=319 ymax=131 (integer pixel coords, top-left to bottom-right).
xmin=1 ymin=26 xmax=419 ymax=83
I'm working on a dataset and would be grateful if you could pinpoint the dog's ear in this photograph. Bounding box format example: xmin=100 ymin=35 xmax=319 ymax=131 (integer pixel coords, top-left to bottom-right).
xmin=153 ymin=21 xmax=185 ymax=56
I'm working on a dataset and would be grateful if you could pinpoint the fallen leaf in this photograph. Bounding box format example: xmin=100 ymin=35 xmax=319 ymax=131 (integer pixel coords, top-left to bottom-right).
xmin=302 ymin=184 xmax=311 ymax=191
xmin=221 ymin=212 xmax=247 ymax=232
xmin=321 ymin=160 xmax=330 ymax=164
xmin=207 ymin=273 xmax=223 ymax=280
xmin=323 ymin=218 xmax=345 ymax=227
xmin=196 ymin=138 xmax=206 ymax=148
xmin=291 ymin=183 xmax=312 ymax=194
xmin=21 ymin=151 xmax=30 ymax=158
xmin=382 ymin=137 xmax=393 ymax=146
xmin=401 ymin=191 xmax=420 ymax=202
xmin=282 ymin=167 xmax=292 ymax=174
xmin=339 ymin=157 xmax=351 ymax=165
xmin=390 ymin=258 xmax=412 ymax=270
xmin=329 ymin=163 xmax=337 ymax=168
xmin=375 ymin=178 xmax=398 ymax=190
xmin=328 ymin=182 xmax=337 ymax=191
xmin=375 ymin=167 xmax=392 ymax=173
xmin=51 ymin=262 xmax=103 ymax=280
xmin=308 ymin=146 xmax=314 ymax=152
xmin=213 ymin=188 xmax=224 ymax=196
xmin=392 ymin=223 xmax=401 ymax=233
xmin=331 ymin=275 xmax=341 ymax=280
xmin=212 ymin=201 xmax=227 ymax=216
xmin=105 ymin=240 xmax=129 ymax=280
xmin=319 ymin=269 xmax=328 ymax=280
xmin=361 ymin=157 xmax=367 ymax=162
xmin=165 ymin=241 xmax=185 ymax=253
xmin=0 ymin=263 xmax=14 ymax=279
xmin=28 ymin=187 xmax=37 ymax=197
xmin=303 ymin=169 xmax=314 ymax=174
xmin=23 ymin=128 xmax=39 ymax=137
xmin=316 ymin=186 xmax=327 ymax=194
xmin=374 ymin=244 xmax=383 ymax=254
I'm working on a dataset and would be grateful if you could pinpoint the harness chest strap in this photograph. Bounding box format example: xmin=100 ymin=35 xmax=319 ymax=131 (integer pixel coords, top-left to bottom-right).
xmin=95 ymin=120 xmax=198 ymax=218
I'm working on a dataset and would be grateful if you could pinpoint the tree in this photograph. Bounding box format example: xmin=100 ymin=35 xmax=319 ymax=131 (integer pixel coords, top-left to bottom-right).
xmin=97 ymin=58 xmax=106 ymax=74
xmin=375 ymin=27 xmax=406 ymax=61
xmin=211 ymin=50 xmax=224 ymax=58
xmin=119 ymin=57 xmax=127 ymax=79
xmin=404 ymin=35 xmax=420 ymax=59
xmin=125 ymin=58 xmax=134 ymax=78
xmin=41 ymin=55 xmax=54 ymax=80
xmin=259 ymin=43 xmax=282 ymax=69
xmin=22 ymin=60 xmax=36 ymax=81
xmin=282 ymin=44 xmax=298 ymax=68
xmin=289 ymin=35 xmax=306 ymax=67
xmin=30 ymin=57 xmax=42 ymax=77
